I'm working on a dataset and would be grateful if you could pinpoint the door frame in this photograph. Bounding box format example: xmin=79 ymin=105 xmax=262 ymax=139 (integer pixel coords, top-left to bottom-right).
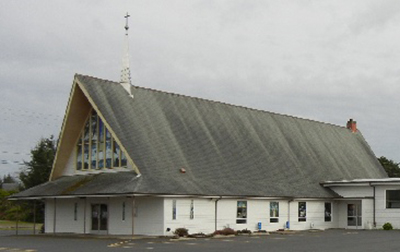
xmin=91 ymin=203 xmax=108 ymax=234
xmin=347 ymin=201 xmax=362 ymax=229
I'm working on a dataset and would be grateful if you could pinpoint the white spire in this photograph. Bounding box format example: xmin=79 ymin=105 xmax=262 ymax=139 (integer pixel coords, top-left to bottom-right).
xmin=120 ymin=12 xmax=133 ymax=97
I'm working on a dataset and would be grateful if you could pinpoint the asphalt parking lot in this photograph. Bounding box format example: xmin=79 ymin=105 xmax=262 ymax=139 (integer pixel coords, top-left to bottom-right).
xmin=1 ymin=229 xmax=400 ymax=252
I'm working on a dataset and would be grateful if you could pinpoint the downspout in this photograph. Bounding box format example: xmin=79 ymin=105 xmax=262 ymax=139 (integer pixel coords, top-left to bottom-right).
xmin=53 ymin=198 xmax=57 ymax=235
xmin=369 ymin=182 xmax=376 ymax=228
xmin=287 ymin=198 xmax=293 ymax=229
xmin=83 ymin=197 xmax=87 ymax=234
xmin=33 ymin=200 xmax=36 ymax=235
xmin=215 ymin=197 xmax=222 ymax=231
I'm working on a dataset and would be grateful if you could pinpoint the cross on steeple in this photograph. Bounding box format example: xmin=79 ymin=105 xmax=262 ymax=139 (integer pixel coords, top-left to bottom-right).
xmin=124 ymin=13 xmax=130 ymax=34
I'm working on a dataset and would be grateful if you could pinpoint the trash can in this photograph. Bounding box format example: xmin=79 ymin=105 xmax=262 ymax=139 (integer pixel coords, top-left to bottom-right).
xmin=286 ymin=221 xmax=290 ymax=229
xmin=258 ymin=222 xmax=262 ymax=230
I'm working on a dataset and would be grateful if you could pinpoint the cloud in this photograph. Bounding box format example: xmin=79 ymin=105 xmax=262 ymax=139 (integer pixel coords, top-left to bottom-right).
xmin=0 ymin=0 xmax=399 ymax=177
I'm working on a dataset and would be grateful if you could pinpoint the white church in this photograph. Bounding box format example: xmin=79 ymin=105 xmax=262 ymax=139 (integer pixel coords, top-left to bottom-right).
xmin=11 ymin=14 xmax=400 ymax=236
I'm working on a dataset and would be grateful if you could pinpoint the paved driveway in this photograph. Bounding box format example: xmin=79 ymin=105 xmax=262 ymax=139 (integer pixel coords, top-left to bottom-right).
xmin=0 ymin=229 xmax=400 ymax=252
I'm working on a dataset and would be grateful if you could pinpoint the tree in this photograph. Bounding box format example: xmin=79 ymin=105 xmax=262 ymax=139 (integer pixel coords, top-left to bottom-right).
xmin=19 ymin=136 xmax=56 ymax=190
xmin=378 ymin=156 xmax=400 ymax=178
xmin=18 ymin=136 xmax=56 ymax=223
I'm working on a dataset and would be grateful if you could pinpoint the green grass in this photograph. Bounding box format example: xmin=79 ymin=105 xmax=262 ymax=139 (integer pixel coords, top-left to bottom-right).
xmin=0 ymin=220 xmax=42 ymax=230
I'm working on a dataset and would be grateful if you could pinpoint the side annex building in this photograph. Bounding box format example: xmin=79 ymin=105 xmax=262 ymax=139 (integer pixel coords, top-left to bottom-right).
xmin=11 ymin=74 xmax=400 ymax=235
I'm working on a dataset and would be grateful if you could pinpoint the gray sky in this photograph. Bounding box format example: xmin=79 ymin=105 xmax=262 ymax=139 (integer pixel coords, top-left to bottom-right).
xmin=0 ymin=0 xmax=399 ymax=177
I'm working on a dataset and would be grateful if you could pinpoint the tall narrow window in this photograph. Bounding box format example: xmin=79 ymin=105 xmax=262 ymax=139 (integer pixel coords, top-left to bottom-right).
xmin=325 ymin=202 xmax=332 ymax=222
xmin=122 ymin=202 xmax=126 ymax=221
xmin=74 ymin=202 xmax=78 ymax=221
xmin=236 ymin=201 xmax=247 ymax=224
xmin=190 ymin=200 xmax=194 ymax=220
xmin=270 ymin=202 xmax=279 ymax=223
xmin=76 ymin=110 xmax=128 ymax=170
xmin=298 ymin=202 xmax=306 ymax=222
xmin=172 ymin=200 xmax=177 ymax=220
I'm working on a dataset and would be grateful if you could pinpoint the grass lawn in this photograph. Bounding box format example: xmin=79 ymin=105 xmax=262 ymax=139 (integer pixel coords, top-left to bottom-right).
xmin=0 ymin=220 xmax=42 ymax=230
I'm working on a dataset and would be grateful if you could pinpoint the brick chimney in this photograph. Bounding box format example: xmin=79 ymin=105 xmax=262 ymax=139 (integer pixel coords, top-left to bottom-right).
xmin=346 ymin=119 xmax=357 ymax=133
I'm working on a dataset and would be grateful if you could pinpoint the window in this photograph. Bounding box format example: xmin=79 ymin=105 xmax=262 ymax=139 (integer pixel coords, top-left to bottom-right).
xmin=172 ymin=200 xmax=177 ymax=220
xmin=325 ymin=202 xmax=332 ymax=222
xmin=236 ymin=201 xmax=247 ymax=224
xmin=74 ymin=203 xmax=78 ymax=221
xmin=270 ymin=202 xmax=279 ymax=223
xmin=190 ymin=200 xmax=194 ymax=220
xmin=298 ymin=202 xmax=306 ymax=222
xmin=122 ymin=202 xmax=126 ymax=221
xmin=76 ymin=109 xmax=128 ymax=170
xmin=386 ymin=190 xmax=400 ymax=208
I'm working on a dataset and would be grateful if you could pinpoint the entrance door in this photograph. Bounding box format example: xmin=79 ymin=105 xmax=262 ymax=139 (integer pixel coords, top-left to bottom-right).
xmin=347 ymin=203 xmax=362 ymax=228
xmin=91 ymin=204 xmax=108 ymax=231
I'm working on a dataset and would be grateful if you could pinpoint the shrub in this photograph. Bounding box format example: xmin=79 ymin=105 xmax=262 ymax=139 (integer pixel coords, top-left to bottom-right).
xmin=174 ymin=228 xmax=189 ymax=237
xmin=383 ymin=222 xmax=393 ymax=230
xmin=237 ymin=229 xmax=252 ymax=234
xmin=213 ymin=227 xmax=236 ymax=236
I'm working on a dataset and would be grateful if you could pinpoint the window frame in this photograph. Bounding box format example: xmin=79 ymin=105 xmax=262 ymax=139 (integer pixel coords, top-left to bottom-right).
xmin=236 ymin=201 xmax=247 ymax=224
xmin=74 ymin=202 xmax=78 ymax=221
xmin=298 ymin=202 xmax=306 ymax=222
xmin=190 ymin=200 xmax=194 ymax=220
xmin=270 ymin=201 xmax=279 ymax=223
xmin=75 ymin=109 xmax=128 ymax=171
xmin=386 ymin=190 xmax=400 ymax=209
xmin=324 ymin=202 xmax=332 ymax=222
xmin=122 ymin=202 xmax=126 ymax=221
xmin=172 ymin=200 xmax=177 ymax=220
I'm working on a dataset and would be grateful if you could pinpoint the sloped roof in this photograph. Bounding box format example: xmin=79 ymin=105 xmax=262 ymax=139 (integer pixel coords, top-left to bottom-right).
xmin=12 ymin=74 xmax=388 ymax=199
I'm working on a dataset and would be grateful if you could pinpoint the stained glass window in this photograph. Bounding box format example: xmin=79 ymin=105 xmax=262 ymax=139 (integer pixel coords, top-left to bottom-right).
xmin=190 ymin=200 xmax=194 ymax=220
xmin=76 ymin=110 xmax=128 ymax=170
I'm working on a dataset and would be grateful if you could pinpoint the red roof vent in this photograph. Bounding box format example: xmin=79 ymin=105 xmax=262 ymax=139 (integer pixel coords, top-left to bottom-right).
xmin=346 ymin=119 xmax=357 ymax=133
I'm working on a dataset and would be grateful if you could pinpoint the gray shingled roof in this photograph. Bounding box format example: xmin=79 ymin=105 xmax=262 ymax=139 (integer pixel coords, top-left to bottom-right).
xmin=12 ymin=74 xmax=388 ymax=199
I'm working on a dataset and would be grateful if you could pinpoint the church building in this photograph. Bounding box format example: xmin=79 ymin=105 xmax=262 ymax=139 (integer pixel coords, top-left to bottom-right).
xmin=10 ymin=14 xmax=400 ymax=236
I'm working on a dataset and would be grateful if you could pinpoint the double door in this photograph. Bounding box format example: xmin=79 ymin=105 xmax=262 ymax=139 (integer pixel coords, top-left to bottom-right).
xmin=347 ymin=203 xmax=362 ymax=228
xmin=91 ymin=204 xmax=108 ymax=231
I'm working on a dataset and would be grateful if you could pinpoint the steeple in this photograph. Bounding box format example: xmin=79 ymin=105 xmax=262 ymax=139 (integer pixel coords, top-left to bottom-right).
xmin=120 ymin=12 xmax=133 ymax=97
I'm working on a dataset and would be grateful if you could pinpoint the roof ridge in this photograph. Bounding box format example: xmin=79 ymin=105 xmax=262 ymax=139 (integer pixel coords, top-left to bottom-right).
xmin=75 ymin=73 xmax=347 ymax=131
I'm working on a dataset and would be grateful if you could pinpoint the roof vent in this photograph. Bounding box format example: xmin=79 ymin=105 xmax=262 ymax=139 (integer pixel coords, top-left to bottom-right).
xmin=346 ymin=119 xmax=357 ymax=133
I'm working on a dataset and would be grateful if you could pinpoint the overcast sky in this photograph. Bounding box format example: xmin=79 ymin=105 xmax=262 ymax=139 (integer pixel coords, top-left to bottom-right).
xmin=0 ymin=0 xmax=399 ymax=177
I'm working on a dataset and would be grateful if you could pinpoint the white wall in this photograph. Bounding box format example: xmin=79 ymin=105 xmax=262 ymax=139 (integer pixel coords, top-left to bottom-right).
xmin=330 ymin=186 xmax=373 ymax=198
xmin=44 ymin=198 xmax=85 ymax=234
xmin=375 ymin=186 xmax=400 ymax=229
xmin=134 ymin=197 xmax=164 ymax=235
xmin=164 ymin=198 xmax=215 ymax=235
xmin=44 ymin=197 xmax=340 ymax=235
xmin=164 ymin=198 xmax=336 ymax=234
xmin=108 ymin=197 xmax=133 ymax=235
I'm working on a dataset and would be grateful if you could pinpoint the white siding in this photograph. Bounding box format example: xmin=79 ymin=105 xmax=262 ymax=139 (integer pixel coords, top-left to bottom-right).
xmin=134 ymin=197 xmax=164 ymax=235
xmin=44 ymin=198 xmax=85 ymax=234
xmin=108 ymin=198 xmax=133 ymax=235
xmin=43 ymin=197 xmax=342 ymax=235
xmin=374 ymin=186 xmax=400 ymax=229
xmin=330 ymin=186 xmax=373 ymax=198
xmin=288 ymin=201 xmax=337 ymax=231
xmin=164 ymin=198 xmax=215 ymax=235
